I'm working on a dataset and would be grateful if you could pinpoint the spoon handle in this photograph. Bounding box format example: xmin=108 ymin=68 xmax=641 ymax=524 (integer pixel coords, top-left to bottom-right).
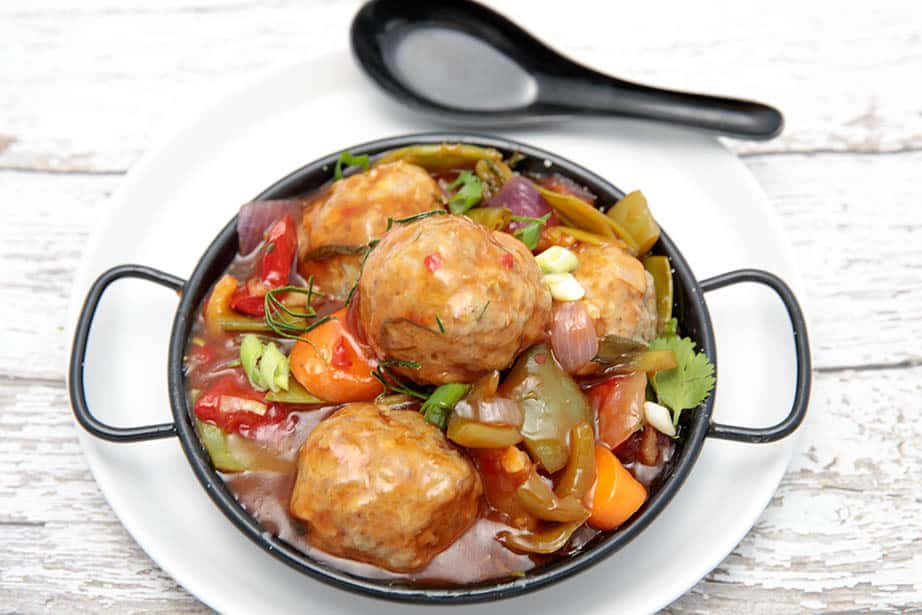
xmin=539 ymin=73 xmax=783 ymax=140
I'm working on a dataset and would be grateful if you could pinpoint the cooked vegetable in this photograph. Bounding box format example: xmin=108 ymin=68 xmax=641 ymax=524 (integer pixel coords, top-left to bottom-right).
xmin=239 ymin=334 xmax=290 ymax=393
xmin=230 ymin=215 xmax=299 ymax=317
xmin=536 ymin=246 xmax=579 ymax=274
xmin=446 ymin=171 xmax=483 ymax=214
xmin=594 ymin=335 xmax=646 ymax=362
xmin=194 ymin=374 xmax=285 ymax=433
xmin=544 ymin=225 xmax=619 ymax=248
xmin=420 ymin=383 xmax=471 ymax=430
xmin=258 ymin=342 xmax=289 ymax=392
xmin=474 ymin=158 xmax=513 ymax=198
xmin=452 ymin=371 xmax=523 ymax=426
xmin=514 ymin=466 xmax=589 ymax=522
xmin=544 ymin=272 xmax=585 ymax=301
xmin=535 ymin=173 xmax=597 ymax=204
xmin=644 ymin=401 xmax=677 ymax=437
xmin=447 ymin=416 xmax=522 ymax=448
xmin=196 ymin=419 xmax=247 ymax=472
xmin=218 ymin=395 xmax=267 ymax=415
xmin=264 ymin=378 xmax=325 ymax=404
xmin=550 ymin=301 xmax=598 ymax=374
xmin=589 ymin=372 xmax=647 ymax=449
xmin=500 ymin=345 xmax=593 ymax=473
xmin=498 ymin=519 xmax=588 ymax=555
xmin=205 ymin=274 xmax=239 ymax=338
xmin=288 ymin=307 xmax=382 ymax=403
xmin=376 ymin=143 xmax=503 ymax=170
xmin=536 ymin=184 xmax=642 ymax=254
xmin=333 ymin=150 xmax=370 ymax=180
xmin=236 ymin=199 xmax=301 ymax=256
xmin=598 ymin=349 xmax=678 ymax=374
xmin=556 ymin=421 xmax=597 ymax=502
xmin=486 ymin=177 xmax=554 ymax=230
xmin=218 ymin=316 xmax=272 ymax=333
xmin=511 ymin=213 xmax=551 ymax=250
xmin=643 ymin=255 xmax=673 ymax=332
xmin=606 ymin=190 xmax=660 ymax=255
xmin=240 ymin=334 xmax=267 ymax=390
xmin=465 ymin=206 xmax=512 ymax=230
xmin=648 ymin=332 xmax=716 ymax=426
xmin=589 ymin=443 xmax=647 ymax=530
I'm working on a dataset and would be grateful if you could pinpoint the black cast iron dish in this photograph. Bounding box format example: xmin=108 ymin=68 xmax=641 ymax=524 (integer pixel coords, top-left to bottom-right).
xmin=69 ymin=133 xmax=811 ymax=604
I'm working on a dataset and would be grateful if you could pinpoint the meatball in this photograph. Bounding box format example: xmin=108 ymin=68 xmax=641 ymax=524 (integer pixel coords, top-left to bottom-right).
xmin=298 ymin=161 xmax=444 ymax=300
xmin=289 ymin=403 xmax=482 ymax=572
xmin=358 ymin=214 xmax=552 ymax=385
xmin=572 ymin=242 xmax=658 ymax=343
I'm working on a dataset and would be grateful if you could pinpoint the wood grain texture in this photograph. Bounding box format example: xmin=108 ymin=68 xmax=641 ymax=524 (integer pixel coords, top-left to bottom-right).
xmin=2 ymin=0 xmax=921 ymax=611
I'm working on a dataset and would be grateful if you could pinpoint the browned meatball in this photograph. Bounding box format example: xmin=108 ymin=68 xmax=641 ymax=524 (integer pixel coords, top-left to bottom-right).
xmin=358 ymin=214 xmax=552 ymax=385
xmin=572 ymin=242 xmax=658 ymax=343
xmin=289 ymin=403 xmax=482 ymax=572
xmin=298 ymin=161 xmax=444 ymax=300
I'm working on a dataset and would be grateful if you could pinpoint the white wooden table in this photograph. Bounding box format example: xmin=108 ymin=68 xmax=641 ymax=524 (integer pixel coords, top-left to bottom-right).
xmin=3 ymin=1 xmax=921 ymax=611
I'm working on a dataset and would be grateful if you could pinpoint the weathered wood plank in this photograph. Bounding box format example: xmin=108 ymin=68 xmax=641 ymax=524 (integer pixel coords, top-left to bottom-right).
xmin=2 ymin=0 xmax=921 ymax=174
xmin=4 ymin=0 xmax=922 ymax=609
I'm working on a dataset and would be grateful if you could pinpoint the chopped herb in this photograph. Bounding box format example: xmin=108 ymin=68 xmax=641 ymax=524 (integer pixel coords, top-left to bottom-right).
xmin=333 ymin=151 xmax=369 ymax=180
xmin=380 ymin=359 xmax=422 ymax=370
xmin=265 ymin=241 xmax=275 ymax=254
xmin=345 ymin=240 xmax=378 ymax=307
xmin=263 ymin=279 xmax=331 ymax=340
xmin=385 ymin=209 xmax=447 ymax=231
xmin=435 ymin=314 xmax=445 ymax=333
xmin=477 ymin=300 xmax=491 ymax=321
xmin=511 ymin=213 xmax=552 ymax=250
xmin=648 ymin=331 xmax=715 ymax=426
xmin=370 ymin=365 xmax=429 ymax=400
xmin=446 ymin=171 xmax=483 ymax=214
xmin=302 ymin=244 xmax=368 ymax=261
xmin=420 ymin=383 xmax=471 ymax=430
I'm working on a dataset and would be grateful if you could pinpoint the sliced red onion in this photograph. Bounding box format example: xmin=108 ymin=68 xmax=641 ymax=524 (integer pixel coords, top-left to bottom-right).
xmin=485 ymin=176 xmax=558 ymax=231
xmin=236 ymin=199 xmax=302 ymax=255
xmin=550 ymin=301 xmax=599 ymax=374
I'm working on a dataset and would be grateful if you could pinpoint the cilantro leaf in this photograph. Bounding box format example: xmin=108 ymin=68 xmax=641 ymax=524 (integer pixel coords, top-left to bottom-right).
xmin=334 ymin=151 xmax=369 ymax=180
xmin=446 ymin=171 xmax=483 ymax=214
xmin=648 ymin=333 xmax=715 ymax=426
xmin=511 ymin=212 xmax=551 ymax=250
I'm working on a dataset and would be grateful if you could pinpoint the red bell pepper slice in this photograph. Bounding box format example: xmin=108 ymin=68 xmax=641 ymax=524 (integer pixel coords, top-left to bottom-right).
xmin=229 ymin=215 xmax=298 ymax=317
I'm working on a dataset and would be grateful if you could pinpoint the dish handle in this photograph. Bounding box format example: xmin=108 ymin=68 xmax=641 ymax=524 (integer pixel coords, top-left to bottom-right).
xmin=700 ymin=269 xmax=811 ymax=443
xmin=69 ymin=265 xmax=185 ymax=442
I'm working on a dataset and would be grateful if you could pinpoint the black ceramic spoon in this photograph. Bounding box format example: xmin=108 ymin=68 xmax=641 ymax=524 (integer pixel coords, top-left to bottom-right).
xmin=351 ymin=0 xmax=783 ymax=139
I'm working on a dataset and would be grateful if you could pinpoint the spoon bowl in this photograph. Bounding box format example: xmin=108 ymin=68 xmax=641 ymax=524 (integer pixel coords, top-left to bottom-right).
xmin=351 ymin=0 xmax=783 ymax=139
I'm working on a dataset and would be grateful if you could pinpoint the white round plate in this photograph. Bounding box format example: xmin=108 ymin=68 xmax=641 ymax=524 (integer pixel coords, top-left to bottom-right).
xmin=67 ymin=49 xmax=804 ymax=614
